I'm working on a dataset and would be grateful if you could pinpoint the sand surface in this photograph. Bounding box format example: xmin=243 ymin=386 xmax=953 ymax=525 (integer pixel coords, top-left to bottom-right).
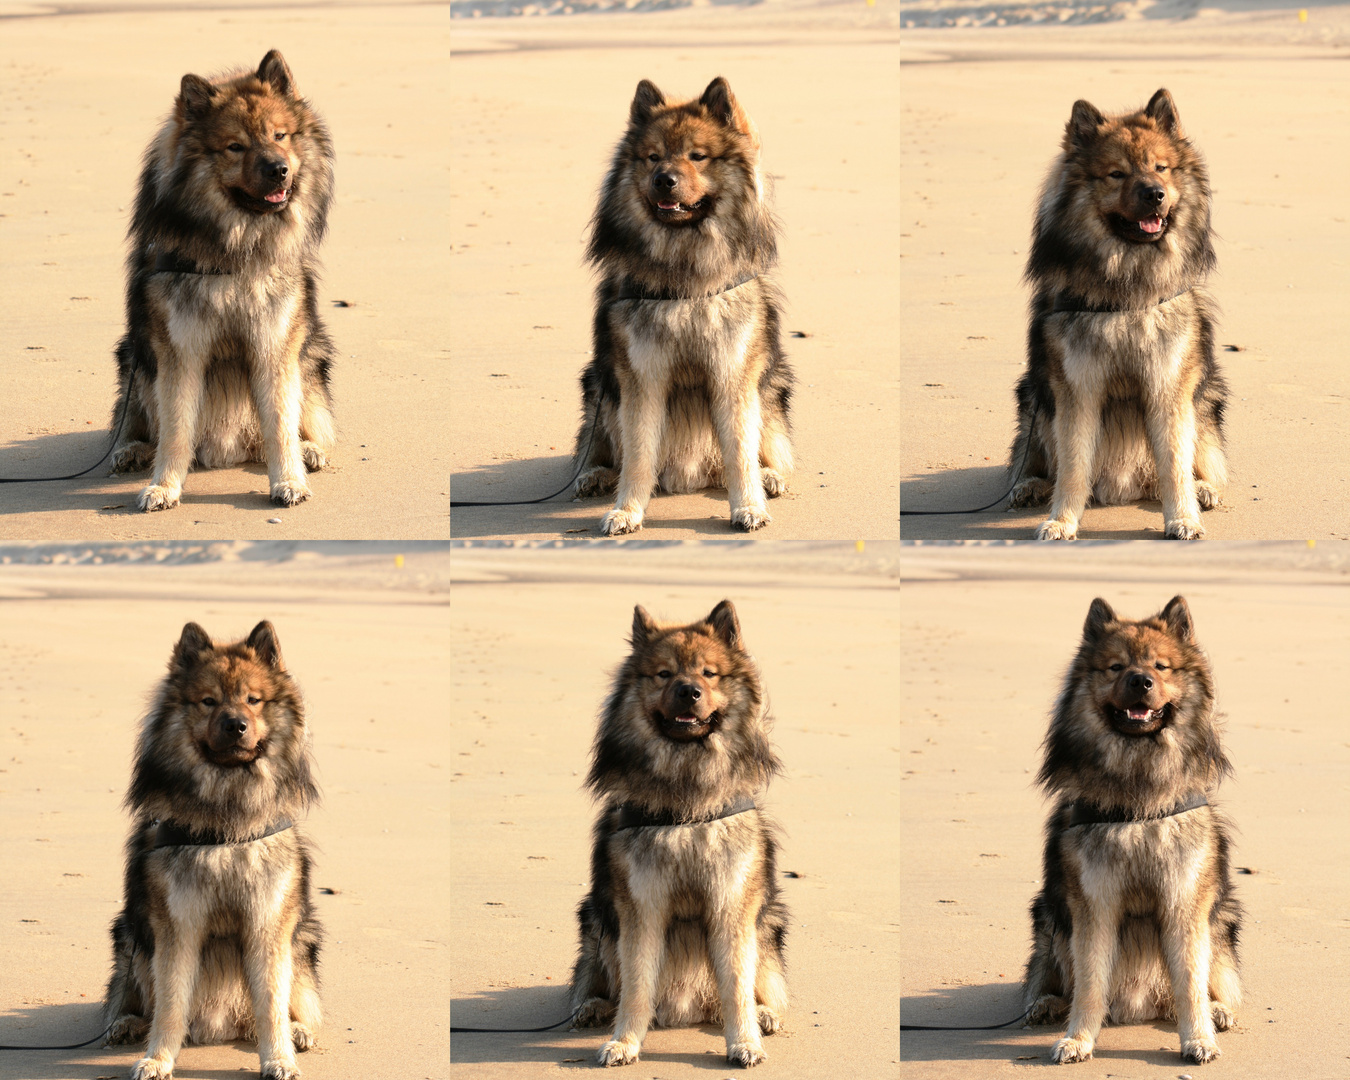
xmin=899 ymin=12 xmax=1350 ymax=539
xmin=0 ymin=2 xmax=450 ymax=540
xmin=0 ymin=544 xmax=452 ymax=1079
xmin=900 ymin=541 xmax=1350 ymax=1076
xmin=448 ymin=4 xmax=902 ymax=540
xmin=450 ymin=540 xmax=901 ymax=1077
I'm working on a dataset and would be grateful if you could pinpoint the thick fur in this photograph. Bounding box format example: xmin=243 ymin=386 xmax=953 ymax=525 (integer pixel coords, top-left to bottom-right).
xmin=110 ymin=50 xmax=336 ymax=512
xmin=574 ymin=78 xmax=795 ymax=535
xmin=1024 ymin=597 xmax=1242 ymax=1066
xmin=1009 ymin=89 xmax=1229 ymax=541
xmin=104 ymin=621 xmax=323 ymax=1080
xmin=570 ymin=601 xmax=789 ymax=1067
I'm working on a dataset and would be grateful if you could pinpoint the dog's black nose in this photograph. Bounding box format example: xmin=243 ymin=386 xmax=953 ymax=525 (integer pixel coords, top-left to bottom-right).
xmin=261 ymin=157 xmax=289 ymax=183
xmin=1143 ymin=185 xmax=1166 ymax=205
xmin=217 ymin=713 xmax=248 ymax=739
xmin=1126 ymin=672 xmax=1154 ymax=693
xmin=674 ymin=682 xmax=701 ymax=705
xmin=653 ymin=171 xmax=678 ymax=192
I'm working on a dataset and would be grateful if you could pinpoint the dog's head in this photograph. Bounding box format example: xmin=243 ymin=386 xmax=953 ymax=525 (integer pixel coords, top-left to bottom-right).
xmin=629 ymin=600 xmax=746 ymax=742
xmin=623 ymin=77 xmax=761 ymax=228
xmin=1063 ymin=89 xmax=1189 ymax=246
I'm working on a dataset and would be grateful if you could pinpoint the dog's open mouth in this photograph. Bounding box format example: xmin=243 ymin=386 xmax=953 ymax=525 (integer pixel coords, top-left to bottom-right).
xmin=1107 ymin=702 xmax=1173 ymax=735
xmin=1110 ymin=212 xmax=1168 ymax=244
xmin=651 ymin=197 xmax=707 ymax=224
xmin=201 ymin=741 xmax=263 ymax=766
xmin=230 ymin=186 xmax=291 ymax=214
xmin=653 ymin=709 xmax=718 ymax=741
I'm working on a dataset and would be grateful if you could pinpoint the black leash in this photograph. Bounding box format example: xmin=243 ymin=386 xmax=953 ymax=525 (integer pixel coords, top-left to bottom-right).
xmin=451 ymin=1006 xmax=580 ymax=1034
xmin=450 ymin=410 xmax=597 ymax=509
xmin=901 ymin=1005 xmax=1032 ymax=1031
xmin=0 ymin=1019 xmax=117 ymax=1051
xmin=0 ymin=373 xmax=132 ymax=484
xmin=900 ymin=407 xmax=1036 ymax=517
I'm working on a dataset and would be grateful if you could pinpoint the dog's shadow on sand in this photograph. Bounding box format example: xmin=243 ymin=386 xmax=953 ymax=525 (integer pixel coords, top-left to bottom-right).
xmin=902 ymin=983 xmax=1185 ymax=1067
xmin=452 ymin=987 xmax=733 ymax=1069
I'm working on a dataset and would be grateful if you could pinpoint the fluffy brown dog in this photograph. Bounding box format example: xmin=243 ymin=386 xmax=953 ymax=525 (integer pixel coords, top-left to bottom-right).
xmin=1024 ymin=596 xmax=1242 ymax=1065
xmin=104 ymin=621 xmax=322 ymax=1080
xmin=570 ymin=600 xmax=789 ymax=1067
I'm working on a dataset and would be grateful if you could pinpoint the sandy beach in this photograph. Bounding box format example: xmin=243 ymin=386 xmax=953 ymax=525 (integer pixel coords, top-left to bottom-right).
xmin=450 ymin=541 xmax=902 ymax=1077
xmin=448 ymin=3 xmax=902 ymax=540
xmin=0 ymin=543 xmax=451 ymax=1079
xmin=900 ymin=10 xmax=1350 ymax=539
xmin=900 ymin=541 xmax=1350 ymax=1076
xmin=0 ymin=3 xmax=450 ymax=540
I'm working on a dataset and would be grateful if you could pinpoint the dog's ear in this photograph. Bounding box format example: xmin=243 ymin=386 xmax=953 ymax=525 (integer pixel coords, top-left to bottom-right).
xmin=1066 ymin=99 xmax=1105 ymax=150
xmin=699 ymin=77 xmax=751 ymax=137
xmin=631 ymin=605 xmax=659 ymax=647
xmin=257 ymin=50 xmax=294 ymax=97
xmin=1159 ymin=595 xmax=1193 ymax=642
xmin=1082 ymin=598 xmax=1117 ymax=643
xmin=178 ymin=74 xmax=217 ymax=121
xmin=630 ymin=80 xmax=665 ymax=126
xmin=1144 ymin=88 xmax=1180 ymax=136
xmin=173 ymin=622 xmax=214 ymax=668
xmin=246 ymin=621 xmax=285 ymax=669
xmin=705 ymin=600 xmax=741 ymax=649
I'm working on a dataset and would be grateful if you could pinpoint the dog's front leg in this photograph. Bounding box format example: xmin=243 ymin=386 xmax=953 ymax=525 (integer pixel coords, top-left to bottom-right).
xmin=246 ymin=924 xmax=301 ymax=1080
xmin=131 ymin=925 xmax=203 ymax=1080
xmin=600 ymin=372 xmax=664 ymax=536
xmin=711 ymin=382 xmax=769 ymax=532
xmin=1145 ymin=384 xmax=1204 ymax=540
xmin=1052 ymin=903 xmax=1116 ymax=1064
xmin=140 ymin=342 xmax=206 ymax=512
xmin=1038 ymin=386 xmax=1101 ymax=541
xmin=251 ymin=316 xmax=312 ymax=508
xmin=598 ymin=909 xmax=662 ymax=1066
xmin=1163 ymin=902 xmax=1220 ymax=1063
xmin=709 ymin=904 xmax=765 ymax=1066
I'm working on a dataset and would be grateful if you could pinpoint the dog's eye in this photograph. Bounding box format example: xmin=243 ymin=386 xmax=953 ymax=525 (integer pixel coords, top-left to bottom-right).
xmin=1108 ymin=170 xmax=1126 ymax=179
xmin=647 ymin=153 xmax=659 ymax=162
xmin=247 ymin=695 xmax=262 ymax=705
xmin=202 ymin=697 xmax=218 ymax=707
xmin=1155 ymin=163 xmax=1168 ymax=172
xmin=227 ymin=143 xmax=246 ymax=153
xmin=656 ymin=670 xmax=672 ymax=679
xmin=689 ymin=152 xmax=707 ymax=162
xmin=1154 ymin=662 xmax=1169 ymax=671
xmin=702 ymin=669 xmax=717 ymax=678
xmin=274 ymin=132 xmax=288 ymax=142
xmin=1108 ymin=664 xmax=1125 ymax=672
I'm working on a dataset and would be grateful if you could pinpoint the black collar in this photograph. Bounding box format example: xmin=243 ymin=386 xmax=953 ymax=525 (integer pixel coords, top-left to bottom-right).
xmin=614 ymin=795 xmax=756 ymax=831
xmin=1051 ymin=285 xmax=1191 ymax=314
xmin=152 ymin=816 xmax=293 ymax=848
xmin=1067 ymin=792 xmax=1208 ymax=828
xmin=152 ymin=251 xmax=230 ymax=276
xmin=612 ymin=271 xmax=757 ymax=303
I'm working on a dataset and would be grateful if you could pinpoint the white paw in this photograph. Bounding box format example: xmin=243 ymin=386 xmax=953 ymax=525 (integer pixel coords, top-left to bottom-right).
xmin=130 ymin=1057 xmax=174 ymax=1080
xmin=731 ymin=504 xmax=771 ymax=531
xmin=597 ymin=1038 xmax=641 ymax=1066
xmin=1211 ymin=1003 xmax=1236 ymax=1031
xmin=261 ymin=1058 xmax=300 ymax=1080
xmin=291 ymin=1021 xmax=316 ymax=1051
xmin=1050 ymin=1035 xmax=1093 ymax=1063
xmin=761 ymin=469 xmax=788 ymax=498
xmin=1195 ymin=480 xmax=1220 ymax=510
xmin=1182 ymin=1036 xmax=1221 ymax=1063
xmin=300 ymin=441 xmax=327 ymax=472
xmin=1036 ymin=518 xmax=1077 ymax=541
xmin=138 ymin=484 xmax=181 ymax=512
xmin=270 ymin=477 xmax=312 ymax=506
xmin=1164 ymin=517 xmax=1205 ymax=540
xmin=756 ymin=1005 xmax=782 ymax=1035
xmin=600 ymin=507 xmax=643 ymax=536
xmin=727 ymin=1039 xmax=767 ymax=1067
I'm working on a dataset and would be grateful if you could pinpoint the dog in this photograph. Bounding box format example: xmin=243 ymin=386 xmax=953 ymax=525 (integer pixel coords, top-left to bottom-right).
xmin=104 ymin=621 xmax=323 ymax=1080
xmin=570 ymin=600 xmax=789 ymax=1067
xmin=572 ymin=78 xmax=795 ymax=535
xmin=110 ymin=50 xmax=337 ymax=512
xmin=1009 ymin=89 xmax=1229 ymax=541
xmin=1023 ymin=596 xmax=1242 ymax=1065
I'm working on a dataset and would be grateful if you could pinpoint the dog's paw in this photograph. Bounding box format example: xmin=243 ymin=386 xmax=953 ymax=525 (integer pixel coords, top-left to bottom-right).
xmin=130 ymin=1057 xmax=174 ymax=1080
xmin=1026 ymin=994 xmax=1070 ymax=1026
xmin=572 ymin=997 xmax=616 ymax=1028
xmin=105 ymin=1013 xmax=149 ymax=1045
xmin=1194 ymin=480 xmax=1221 ymax=510
xmin=1035 ymin=518 xmax=1077 ymax=541
xmin=760 ymin=469 xmax=788 ymax=498
xmin=300 ymin=441 xmax=327 ymax=472
xmin=261 ymin=1059 xmax=300 ymax=1080
xmin=756 ymin=1005 xmax=782 ymax=1035
xmin=597 ymin=1038 xmax=641 ymax=1066
xmin=1181 ymin=1036 xmax=1221 ymax=1063
xmin=1164 ymin=517 xmax=1205 ymax=540
xmin=1009 ymin=477 xmax=1053 ymax=508
xmin=270 ymin=477 xmax=312 ymax=507
xmin=1050 ymin=1035 xmax=1093 ymax=1064
xmin=110 ymin=442 xmax=155 ymax=475
xmin=1210 ymin=1003 xmax=1236 ymax=1031
xmin=727 ymin=1039 xmax=767 ymax=1067
xmin=730 ymin=504 xmax=771 ymax=531
xmin=575 ymin=466 xmax=619 ymax=498
xmin=600 ymin=507 xmax=643 ymax=536
xmin=138 ymin=484 xmax=181 ymax=512
xmin=291 ymin=1022 xmax=316 ymax=1052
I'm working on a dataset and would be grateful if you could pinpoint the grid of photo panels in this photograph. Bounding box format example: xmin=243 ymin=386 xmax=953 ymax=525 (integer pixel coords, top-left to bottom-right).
xmin=1 ymin=2 xmax=1346 ymax=1079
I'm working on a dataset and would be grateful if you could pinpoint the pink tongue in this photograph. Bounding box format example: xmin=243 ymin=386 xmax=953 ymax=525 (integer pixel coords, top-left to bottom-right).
xmin=659 ymin=201 xmax=681 ymax=211
xmin=266 ymin=191 xmax=287 ymax=203
xmin=1128 ymin=707 xmax=1151 ymax=720
xmin=1138 ymin=215 xmax=1162 ymax=233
